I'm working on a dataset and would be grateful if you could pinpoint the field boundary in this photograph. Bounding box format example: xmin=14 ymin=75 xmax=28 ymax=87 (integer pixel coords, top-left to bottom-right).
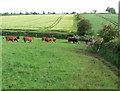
xmin=1 ymin=31 xmax=74 ymax=39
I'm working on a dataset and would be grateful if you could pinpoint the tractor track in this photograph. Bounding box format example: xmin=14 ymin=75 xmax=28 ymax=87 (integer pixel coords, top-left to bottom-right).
xmin=44 ymin=15 xmax=64 ymax=29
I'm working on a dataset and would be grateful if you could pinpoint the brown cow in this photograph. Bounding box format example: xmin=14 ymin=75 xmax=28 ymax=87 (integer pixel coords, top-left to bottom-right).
xmin=5 ymin=36 xmax=20 ymax=42
xmin=52 ymin=38 xmax=57 ymax=42
xmin=42 ymin=37 xmax=47 ymax=41
xmin=42 ymin=37 xmax=56 ymax=43
xmin=23 ymin=37 xmax=35 ymax=42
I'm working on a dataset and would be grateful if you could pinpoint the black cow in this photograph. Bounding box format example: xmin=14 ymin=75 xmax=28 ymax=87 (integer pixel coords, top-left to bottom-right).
xmin=68 ymin=37 xmax=79 ymax=43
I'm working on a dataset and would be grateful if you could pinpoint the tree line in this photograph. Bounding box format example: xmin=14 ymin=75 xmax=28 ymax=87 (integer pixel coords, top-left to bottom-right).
xmin=0 ymin=11 xmax=77 ymax=16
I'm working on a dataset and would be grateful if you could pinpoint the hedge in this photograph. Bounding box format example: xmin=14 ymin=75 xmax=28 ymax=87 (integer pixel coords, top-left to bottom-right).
xmin=1 ymin=31 xmax=74 ymax=39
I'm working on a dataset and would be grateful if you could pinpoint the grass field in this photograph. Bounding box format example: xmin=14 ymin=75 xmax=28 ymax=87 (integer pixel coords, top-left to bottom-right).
xmin=2 ymin=37 xmax=118 ymax=89
xmin=1 ymin=14 xmax=119 ymax=89
xmin=80 ymin=14 xmax=118 ymax=34
xmin=1 ymin=14 xmax=74 ymax=32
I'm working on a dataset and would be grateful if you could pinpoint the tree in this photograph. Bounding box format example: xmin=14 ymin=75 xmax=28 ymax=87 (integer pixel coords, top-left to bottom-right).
xmin=48 ymin=12 xmax=50 ymax=14
xmin=92 ymin=10 xmax=97 ymax=13
xmin=2 ymin=12 xmax=9 ymax=15
xmin=52 ymin=12 xmax=56 ymax=14
xmin=66 ymin=12 xmax=69 ymax=14
xmin=106 ymin=7 xmax=116 ymax=14
xmin=19 ymin=12 xmax=23 ymax=15
xmin=71 ymin=11 xmax=76 ymax=14
xmin=43 ymin=11 xmax=45 ymax=14
xmin=75 ymin=14 xmax=80 ymax=20
xmin=98 ymin=24 xmax=118 ymax=42
xmin=77 ymin=19 xmax=92 ymax=36
xmin=25 ymin=12 xmax=29 ymax=15
xmin=33 ymin=12 xmax=38 ymax=15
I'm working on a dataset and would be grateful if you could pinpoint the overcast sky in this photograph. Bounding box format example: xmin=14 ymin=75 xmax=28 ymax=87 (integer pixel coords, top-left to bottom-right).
xmin=0 ymin=0 xmax=119 ymax=13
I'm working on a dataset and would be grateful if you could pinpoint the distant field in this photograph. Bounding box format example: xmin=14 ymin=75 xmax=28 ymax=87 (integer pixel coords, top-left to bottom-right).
xmin=2 ymin=37 xmax=118 ymax=89
xmin=1 ymin=14 xmax=74 ymax=32
xmin=1 ymin=14 xmax=117 ymax=34
xmin=80 ymin=14 xmax=118 ymax=34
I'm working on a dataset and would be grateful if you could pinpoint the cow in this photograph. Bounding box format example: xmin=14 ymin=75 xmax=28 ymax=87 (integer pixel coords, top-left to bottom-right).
xmin=23 ymin=37 xmax=35 ymax=43
xmin=42 ymin=37 xmax=47 ymax=41
xmin=42 ymin=37 xmax=56 ymax=43
xmin=68 ymin=37 xmax=79 ymax=43
xmin=51 ymin=37 xmax=56 ymax=42
xmin=5 ymin=36 xmax=20 ymax=42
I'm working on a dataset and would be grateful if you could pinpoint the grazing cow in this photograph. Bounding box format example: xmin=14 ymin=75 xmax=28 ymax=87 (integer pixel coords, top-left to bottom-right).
xmin=42 ymin=37 xmax=56 ymax=43
xmin=23 ymin=37 xmax=35 ymax=43
xmin=5 ymin=36 xmax=20 ymax=42
xmin=52 ymin=38 xmax=57 ymax=42
xmin=42 ymin=37 xmax=47 ymax=41
xmin=68 ymin=37 xmax=79 ymax=43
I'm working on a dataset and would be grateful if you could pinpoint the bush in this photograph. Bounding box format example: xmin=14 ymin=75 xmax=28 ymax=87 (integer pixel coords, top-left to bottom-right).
xmin=77 ymin=19 xmax=92 ymax=36
xmin=104 ymin=38 xmax=119 ymax=53
xmin=98 ymin=24 xmax=118 ymax=42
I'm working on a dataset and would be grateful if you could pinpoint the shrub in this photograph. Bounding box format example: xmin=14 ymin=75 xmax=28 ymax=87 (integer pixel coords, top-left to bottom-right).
xmin=77 ymin=19 xmax=92 ymax=36
xmin=98 ymin=24 xmax=118 ymax=42
xmin=104 ymin=38 xmax=119 ymax=53
xmin=2 ymin=31 xmax=74 ymax=39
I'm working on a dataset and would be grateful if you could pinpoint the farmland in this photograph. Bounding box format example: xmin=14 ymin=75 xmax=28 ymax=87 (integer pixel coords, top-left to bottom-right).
xmin=1 ymin=14 xmax=75 ymax=32
xmin=2 ymin=37 xmax=119 ymax=89
xmin=1 ymin=14 xmax=118 ymax=35
xmin=1 ymin=14 xmax=119 ymax=89
xmin=80 ymin=14 xmax=118 ymax=34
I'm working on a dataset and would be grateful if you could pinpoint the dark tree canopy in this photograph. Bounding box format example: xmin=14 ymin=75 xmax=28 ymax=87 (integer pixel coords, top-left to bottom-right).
xmin=106 ymin=7 xmax=116 ymax=14
xmin=77 ymin=19 xmax=92 ymax=36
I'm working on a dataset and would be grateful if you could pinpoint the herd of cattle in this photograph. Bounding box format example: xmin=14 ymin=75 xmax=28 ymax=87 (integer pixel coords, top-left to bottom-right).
xmin=3 ymin=36 xmax=79 ymax=43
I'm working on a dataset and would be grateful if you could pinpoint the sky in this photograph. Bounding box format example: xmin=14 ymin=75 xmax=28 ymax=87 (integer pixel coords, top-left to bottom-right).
xmin=0 ymin=0 xmax=119 ymax=13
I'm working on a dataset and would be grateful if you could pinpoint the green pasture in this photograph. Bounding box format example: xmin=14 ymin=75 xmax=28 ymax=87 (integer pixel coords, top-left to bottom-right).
xmin=2 ymin=37 xmax=118 ymax=89
xmin=1 ymin=14 xmax=74 ymax=32
xmin=80 ymin=14 xmax=118 ymax=34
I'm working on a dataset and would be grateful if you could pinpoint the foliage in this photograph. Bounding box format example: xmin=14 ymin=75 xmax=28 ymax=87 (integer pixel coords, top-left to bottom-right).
xmin=106 ymin=7 xmax=116 ymax=14
xmin=77 ymin=19 xmax=92 ymax=36
xmin=71 ymin=11 xmax=76 ymax=14
xmin=104 ymin=38 xmax=119 ymax=53
xmin=2 ymin=31 xmax=74 ymax=39
xmin=25 ymin=12 xmax=29 ymax=15
xmin=43 ymin=11 xmax=45 ymax=14
xmin=98 ymin=24 xmax=118 ymax=42
xmin=92 ymin=10 xmax=97 ymax=13
xmin=89 ymin=24 xmax=119 ymax=68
